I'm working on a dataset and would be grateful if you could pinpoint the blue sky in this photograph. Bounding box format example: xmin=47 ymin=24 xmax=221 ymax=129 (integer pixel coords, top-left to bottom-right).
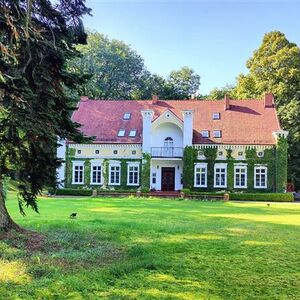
xmin=83 ymin=0 xmax=300 ymax=95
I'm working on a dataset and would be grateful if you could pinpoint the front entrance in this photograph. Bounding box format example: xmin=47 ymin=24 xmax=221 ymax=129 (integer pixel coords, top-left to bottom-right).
xmin=161 ymin=167 xmax=175 ymax=191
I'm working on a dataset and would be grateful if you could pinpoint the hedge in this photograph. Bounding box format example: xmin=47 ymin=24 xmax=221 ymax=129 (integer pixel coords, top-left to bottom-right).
xmin=55 ymin=188 xmax=93 ymax=196
xmin=229 ymin=193 xmax=294 ymax=202
xmin=181 ymin=188 xmax=224 ymax=197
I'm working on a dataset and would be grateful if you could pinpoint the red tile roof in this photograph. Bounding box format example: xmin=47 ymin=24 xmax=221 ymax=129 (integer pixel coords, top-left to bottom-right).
xmin=70 ymin=98 xmax=281 ymax=145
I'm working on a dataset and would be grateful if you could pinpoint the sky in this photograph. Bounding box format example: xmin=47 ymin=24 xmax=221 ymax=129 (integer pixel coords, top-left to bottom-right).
xmin=82 ymin=0 xmax=300 ymax=95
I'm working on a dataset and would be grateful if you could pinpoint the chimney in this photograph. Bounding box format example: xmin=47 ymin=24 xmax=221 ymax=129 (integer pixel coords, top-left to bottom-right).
xmin=80 ymin=96 xmax=89 ymax=101
xmin=224 ymin=94 xmax=230 ymax=110
xmin=151 ymin=95 xmax=158 ymax=105
xmin=264 ymin=93 xmax=274 ymax=107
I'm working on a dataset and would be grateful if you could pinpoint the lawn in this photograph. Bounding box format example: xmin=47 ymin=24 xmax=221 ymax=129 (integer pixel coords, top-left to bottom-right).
xmin=1 ymin=192 xmax=300 ymax=300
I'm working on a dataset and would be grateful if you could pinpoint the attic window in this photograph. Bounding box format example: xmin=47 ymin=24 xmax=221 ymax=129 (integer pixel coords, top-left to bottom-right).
xmin=213 ymin=130 xmax=221 ymax=138
xmin=129 ymin=129 xmax=137 ymax=137
xmin=212 ymin=113 xmax=220 ymax=120
xmin=123 ymin=112 xmax=131 ymax=120
xmin=257 ymin=151 xmax=264 ymax=158
xmin=118 ymin=129 xmax=125 ymax=137
xmin=201 ymin=130 xmax=209 ymax=138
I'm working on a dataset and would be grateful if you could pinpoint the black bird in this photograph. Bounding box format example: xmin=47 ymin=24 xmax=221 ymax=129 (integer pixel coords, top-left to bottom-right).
xmin=267 ymin=203 xmax=270 ymax=207
xmin=70 ymin=213 xmax=77 ymax=218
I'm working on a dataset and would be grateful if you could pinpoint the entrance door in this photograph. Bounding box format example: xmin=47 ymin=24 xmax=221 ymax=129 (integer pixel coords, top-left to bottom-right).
xmin=161 ymin=167 xmax=175 ymax=191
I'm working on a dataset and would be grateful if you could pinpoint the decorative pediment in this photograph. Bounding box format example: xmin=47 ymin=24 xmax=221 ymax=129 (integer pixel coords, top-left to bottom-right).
xmin=152 ymin=110 xmax=183 ymax=130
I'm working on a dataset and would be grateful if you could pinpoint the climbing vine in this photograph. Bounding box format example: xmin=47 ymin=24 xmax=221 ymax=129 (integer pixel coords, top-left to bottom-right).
xmin=275 ymin=137 xmax=288 ymax=192
xmin=182 ymin=146 xmax=197 ymax=189
xmin=141 ymin=153 xmax=151 ymax=191
xmin=203 ymin=147 xmax=217 ymax=190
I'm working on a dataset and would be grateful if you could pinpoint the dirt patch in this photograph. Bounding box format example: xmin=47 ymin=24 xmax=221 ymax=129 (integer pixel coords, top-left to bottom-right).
xmin=0 ymin=229 xmax=45 ymax=252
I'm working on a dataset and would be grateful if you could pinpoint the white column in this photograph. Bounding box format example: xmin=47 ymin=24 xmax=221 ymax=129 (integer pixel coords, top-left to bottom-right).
xmin=141 ymin=110 xmax=154 ymax=153
xmin=56 ymin=138 xmax=66 ymax=187
xmin=182 ymin=110 xmax=194 ymax=147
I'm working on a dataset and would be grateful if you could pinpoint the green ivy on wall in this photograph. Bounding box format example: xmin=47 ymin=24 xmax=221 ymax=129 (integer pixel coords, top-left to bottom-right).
xmin=182 ymin=146 xmax=197 ymax=189
xmin=203 ymin=147 xmax=217 ymax=190
xmin=226 ymin=149 xmax=234 ymax=192
xmin=141 ymin=153 xmax=151 ymax=191
xmin=275 ymin=137 xmax=288 ymax=192
xmin=65 ymin=146 xmax=142 ymax=190
xmin=245 ymin=147 xmax=276 ymax=192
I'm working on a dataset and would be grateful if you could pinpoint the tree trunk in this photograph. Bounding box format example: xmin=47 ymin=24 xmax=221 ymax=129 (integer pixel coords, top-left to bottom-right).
xmin=0 ymin=179 xmax=22 ymax=232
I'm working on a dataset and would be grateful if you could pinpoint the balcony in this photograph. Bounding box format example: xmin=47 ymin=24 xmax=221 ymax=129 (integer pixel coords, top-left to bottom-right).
xmin=151 ymin=147 xmax=183 ymax=158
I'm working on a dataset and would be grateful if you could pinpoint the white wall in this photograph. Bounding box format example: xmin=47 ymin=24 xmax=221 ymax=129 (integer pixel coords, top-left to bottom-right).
xmin=150 ymin=159 xmax=183 ymax=191
xmin=56 ymin=139 xmax=66 ymax=187
xmin=151 ymin=123 xmax=183 ymax=148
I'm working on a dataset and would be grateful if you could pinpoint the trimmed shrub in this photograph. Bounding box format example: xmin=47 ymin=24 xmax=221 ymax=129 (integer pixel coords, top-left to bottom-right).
xmin=229 ymin=193 xmax=294 ymax=202
xmin=56 ymin=189 xmax=93 ymax=196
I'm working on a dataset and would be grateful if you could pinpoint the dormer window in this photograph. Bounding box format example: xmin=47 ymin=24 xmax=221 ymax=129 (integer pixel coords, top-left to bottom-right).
xmin=212 ymin=113 xmax=220 ymax=120
xmin=123 ymin=112 xmax=131 ymax=120
xmin=213 ymin=130 xmax=221 ymax=138
xmin=118 ymin=129 xmax=125 ymax=137
xmin=201 ymin=130 xmax=209 ymax=138
xmin=129 ymin=129 xmax=137 ymax=137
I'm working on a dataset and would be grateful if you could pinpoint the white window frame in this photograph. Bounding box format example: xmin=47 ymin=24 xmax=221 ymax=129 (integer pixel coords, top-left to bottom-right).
xmin=118 ymin=129 xmax=125 ymax=137
xmin=201 ymin=130 xmax=209 ymax=138
xmin=213 ymin=130 xmax=221 ymax=138
xmin=129 ymin=129 xmax=137 ymax=137
xmin=109 ymin=162 xmax=121 ymax=186
xmin=212 ymin=113 xmax=220 ymax=120
xmin=90 ymin=162 xmax=103 ymax=185
xmin=194 ymin=163 xmax=208 ymax=188
xmin=254 ymin=166 xmax=268 ymax=189
xmin=123 ymin=112 xmax=131 ymax=120
xmin=214 ymin=163 xmax=227 ymax=188
xmin=234 ymin=164 xmax=247 ymax=189
xmin=72 ymin=161 xmax=85 ymax=185
xmin=257 ymin=151 xmax=264 ymax=158
xmin=127 ymin=162 xmax=140 ymax=186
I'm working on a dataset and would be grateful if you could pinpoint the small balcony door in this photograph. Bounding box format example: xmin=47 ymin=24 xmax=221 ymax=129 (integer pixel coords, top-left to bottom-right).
xmin=163 ymin=137 xmax=174 ymax=157
xmin=161 ymin=167 xmax=175 ymax=191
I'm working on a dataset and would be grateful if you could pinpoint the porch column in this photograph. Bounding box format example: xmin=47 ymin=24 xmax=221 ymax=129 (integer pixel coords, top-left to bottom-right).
xmin=182 ymin=110 xmax=194 ymax=147
xmin=141 ymin=110 xmax=154 ymax=153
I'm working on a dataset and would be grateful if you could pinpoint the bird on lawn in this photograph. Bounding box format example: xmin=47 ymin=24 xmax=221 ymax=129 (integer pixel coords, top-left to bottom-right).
xmin=267 ymin=203 xmax=270 ymax=207
xmin=70 ymin=213 xmax=77 ymax=218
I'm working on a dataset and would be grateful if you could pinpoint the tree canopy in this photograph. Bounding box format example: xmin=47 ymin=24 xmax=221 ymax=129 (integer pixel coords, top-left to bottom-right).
xmin=0 ymin=0 xmax=90 ymax=230
xmin=233 ymin=31 xmax=300 ymax=189
xmin=68 ymin=32 xmax=201 ymax=100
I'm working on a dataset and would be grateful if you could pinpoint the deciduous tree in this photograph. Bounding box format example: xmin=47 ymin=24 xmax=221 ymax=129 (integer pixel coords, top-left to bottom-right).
xmin=234 ymin=31 xmax=300 ymax=189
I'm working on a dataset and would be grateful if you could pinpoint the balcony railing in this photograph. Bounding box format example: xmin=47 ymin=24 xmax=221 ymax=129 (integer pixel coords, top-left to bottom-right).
xmin=151 ymin=147 xmax=183 ymax=158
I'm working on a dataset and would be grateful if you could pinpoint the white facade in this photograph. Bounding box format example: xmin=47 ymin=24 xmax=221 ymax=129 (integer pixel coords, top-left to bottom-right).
xmin=56 ymin=138 xmax=66 ymax=187
xmin=150 ymin=159 xmax=183 ymax=191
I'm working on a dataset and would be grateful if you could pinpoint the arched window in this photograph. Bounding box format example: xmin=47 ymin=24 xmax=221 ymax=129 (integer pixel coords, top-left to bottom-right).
xmin=164 ymin=137 xmax=174 ymax=148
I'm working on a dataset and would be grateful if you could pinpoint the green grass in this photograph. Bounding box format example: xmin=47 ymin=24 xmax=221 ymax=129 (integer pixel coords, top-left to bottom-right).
xmin=1 ymin=192 xmax=300 ymax=299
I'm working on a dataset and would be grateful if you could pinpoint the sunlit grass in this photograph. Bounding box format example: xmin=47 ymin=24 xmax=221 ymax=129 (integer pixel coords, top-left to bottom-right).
xmin=0 ymin=192 xmax=299 ymax=299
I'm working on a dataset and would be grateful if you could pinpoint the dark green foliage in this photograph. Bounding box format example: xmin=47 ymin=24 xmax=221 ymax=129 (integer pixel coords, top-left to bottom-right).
xmin=233 ymin=31 xmax=300 ymax=189
xmin=245 ymin=148 xmax=276 ymax=193
xmin=0 ymin=0 xmax=91 ymax=216
xmin=141 ymin=153 xmax=151 ymax=191
xmin=55 ymin=189 xmax=92 ymax=196
xmin=68 ymin=32 xmax=201 ymax=100
xmin=276 ymin=137 xmax=288 ymax=192
xmin=182 ymin=146 xmax=197 ymax=189
xmin=204 ymin=147 xmax=218 ymax=190
xmin=229 ymin=193 xmax=293 ymax=202
xmin=226 ymin=149 xmax=234 ymax=191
